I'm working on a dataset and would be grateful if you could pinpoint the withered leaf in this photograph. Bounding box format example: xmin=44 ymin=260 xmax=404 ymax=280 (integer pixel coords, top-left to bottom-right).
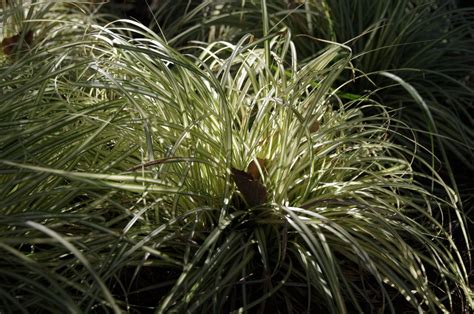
xmin=1 ymin=30 xmax=33 ymax=56
xmin=288 ymin=0 xmax=305 ymax=9
xmin=246 ymin=158 xmax=267 ymax=180
xmin=231 ymin=167 xmax=267 ymax=207
xmin=309 ymin=119 xmax=320 ymax=133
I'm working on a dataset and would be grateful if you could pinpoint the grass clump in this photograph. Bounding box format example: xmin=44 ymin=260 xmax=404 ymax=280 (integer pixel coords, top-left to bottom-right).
xmin=136 ymin=0 xmax=474 ymax=217
xmin=0 ymin=1 xmax=472 ymax=313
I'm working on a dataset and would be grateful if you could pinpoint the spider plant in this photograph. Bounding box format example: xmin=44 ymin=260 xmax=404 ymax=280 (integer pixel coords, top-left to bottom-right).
xmin=0 ymin=1 xmax=472 ymax=313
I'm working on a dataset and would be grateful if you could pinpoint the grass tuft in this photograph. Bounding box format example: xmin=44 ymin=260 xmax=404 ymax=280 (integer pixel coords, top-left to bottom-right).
xmin=0 ymin=1 xmax=472 ymax=312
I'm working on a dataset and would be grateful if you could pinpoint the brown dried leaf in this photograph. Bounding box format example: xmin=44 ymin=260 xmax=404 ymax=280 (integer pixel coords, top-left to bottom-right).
xmin=231 ymin=167 xmax=267 ymax=207
xmin=287 ymin=0 xmax=305 ymax=9
xmin=309 ymin=119 xmax=320 ymax=133
xmin=1 ymin=30 xmax=33 ymax=55
xmin=246 ymin=158 xmax=267 ymax=180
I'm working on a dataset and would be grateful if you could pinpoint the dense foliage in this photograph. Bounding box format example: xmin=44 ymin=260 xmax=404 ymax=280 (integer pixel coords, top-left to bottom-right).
xmin=0 ymin=1 xmax=472 ymax=313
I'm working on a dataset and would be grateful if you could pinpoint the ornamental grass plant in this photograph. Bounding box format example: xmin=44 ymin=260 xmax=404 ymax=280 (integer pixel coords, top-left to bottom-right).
xmin=137 ymin=0 xmax=474 ymax=216
xmin=0 ymin=1 xmax=472 ymax=313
